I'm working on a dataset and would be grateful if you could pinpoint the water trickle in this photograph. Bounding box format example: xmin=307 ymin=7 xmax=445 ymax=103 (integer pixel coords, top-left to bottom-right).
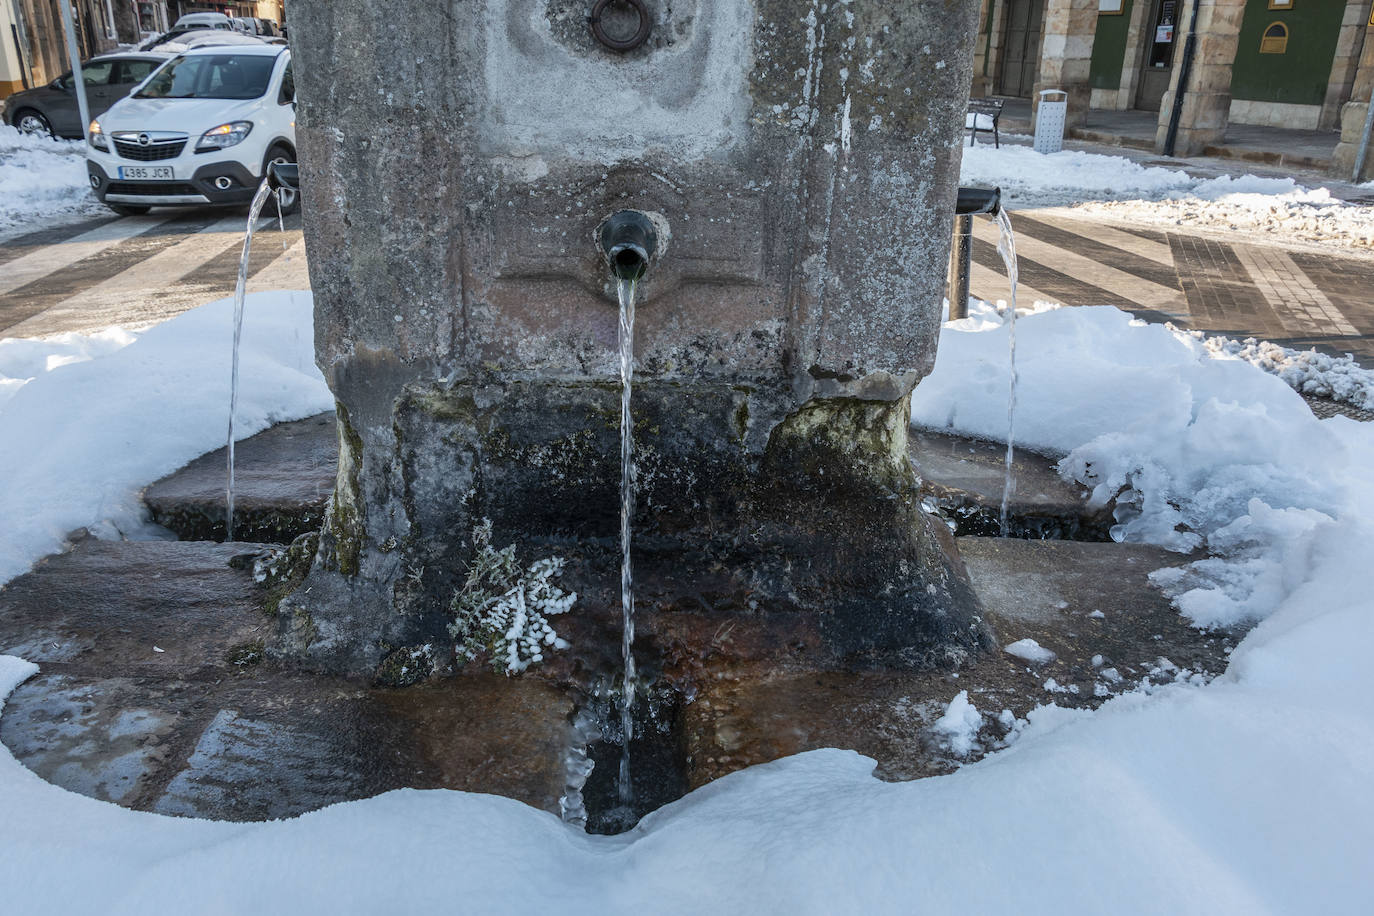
xmin=616 ymin=275 xmax=638 ymax=807
xmin=225 ymin=177 xmax=277 ymax=542
xmin=994 ymin=207 xmax=1019 ymax=538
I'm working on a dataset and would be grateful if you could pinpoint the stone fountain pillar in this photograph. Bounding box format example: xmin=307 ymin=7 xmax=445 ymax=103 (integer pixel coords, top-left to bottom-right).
xmin=280 ymin=0 xmax=992 ymax=683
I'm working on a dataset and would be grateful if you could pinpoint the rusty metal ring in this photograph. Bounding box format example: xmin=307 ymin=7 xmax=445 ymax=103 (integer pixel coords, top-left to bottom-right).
xmin=589 ymin=0 xmax=652 ymax=52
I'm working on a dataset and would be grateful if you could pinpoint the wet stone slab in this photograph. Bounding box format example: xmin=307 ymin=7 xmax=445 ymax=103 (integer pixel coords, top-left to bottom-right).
xmin=910 ymin=428 xmax=1113 ymax=540
xmin=0 ymin=538 xmax=569 ymax=820
xmin=0 ymin=532 xmax=1236 ymax=827
xmin=143 ymin=411 xmax=337 ymax=544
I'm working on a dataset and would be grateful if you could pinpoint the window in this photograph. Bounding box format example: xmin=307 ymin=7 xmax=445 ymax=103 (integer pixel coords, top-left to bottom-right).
xmin=81 ymin=60 xmax=115 ymax=86
xmin=1260 ymin=22 xmax=1288 ymax=54
xmin=1268 ymin=1 xmax=1293 ymax=9
xmin=136 ymin=54 xmax=277 ymax=100
xmin=114 ymin=59 xmax=159 ymax=86
xmin=278 ymin=60 xmax=294 ymax=105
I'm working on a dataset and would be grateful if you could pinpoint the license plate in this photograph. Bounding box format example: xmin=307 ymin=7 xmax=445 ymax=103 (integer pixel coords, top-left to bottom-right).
xmin=118 ymin=166 xmax=174 ymax=180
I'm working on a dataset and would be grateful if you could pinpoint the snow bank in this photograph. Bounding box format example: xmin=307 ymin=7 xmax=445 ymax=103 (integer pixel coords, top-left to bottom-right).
xmin=912 ymin=301 xmax=1369 ymax=629
xmin=0 ymin=289 xmax=1372 ymax=910
xmin=961 ymin=144 xmax=1192 ymax=202
xmin=0 ymin=125 xmax=104 ymax=236
xmin=0 ymin=291 xmax=331 ymax=586
xmin=1187 ymin=330 xmax=1374 ymax=411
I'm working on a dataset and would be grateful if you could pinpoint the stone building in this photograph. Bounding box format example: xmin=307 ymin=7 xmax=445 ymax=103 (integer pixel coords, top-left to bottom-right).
xmin=972 ymin=0 xmax=1374 ymax=177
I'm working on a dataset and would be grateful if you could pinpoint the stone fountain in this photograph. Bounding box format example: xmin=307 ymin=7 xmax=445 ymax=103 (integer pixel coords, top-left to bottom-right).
xmin=282 ymin=0 xmax=990 ymax=677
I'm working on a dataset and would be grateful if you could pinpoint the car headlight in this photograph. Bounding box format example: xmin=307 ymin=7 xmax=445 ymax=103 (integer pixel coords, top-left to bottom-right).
xmin=89 ymin=120 xmax=107 ymax=151
xmin=195 ymin=121 xmax=253 ymax=152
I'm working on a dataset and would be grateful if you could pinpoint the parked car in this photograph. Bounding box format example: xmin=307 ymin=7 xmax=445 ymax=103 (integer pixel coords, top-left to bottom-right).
xmin=1 ymin=51 xmax=171 ymax=139
xmin=140 ymin=27 xmax=265 ymax=51
xmin=85 ymin=44 xmax=297 ymax=217
xmin=172 ymin=12 xmax=233 ymax=31
xmin=231 ymin=17 xmax=259 ymax=35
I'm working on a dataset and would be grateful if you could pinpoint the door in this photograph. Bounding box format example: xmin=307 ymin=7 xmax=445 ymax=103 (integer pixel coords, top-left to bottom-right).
xmin=999 ymin=0 xmax=1044 ymax=98
xmin=1136 ymin=0 xmax=1178 ymax=111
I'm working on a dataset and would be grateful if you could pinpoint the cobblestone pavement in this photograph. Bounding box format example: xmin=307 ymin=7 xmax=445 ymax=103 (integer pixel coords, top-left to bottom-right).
xmin=968 ymin=206 xmax=1374 ymax=369
xmin=1 ymin=203 xmax=1371 ymax=374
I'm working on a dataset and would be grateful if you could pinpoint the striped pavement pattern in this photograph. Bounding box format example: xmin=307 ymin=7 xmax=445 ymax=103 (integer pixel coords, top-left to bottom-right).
xmin=1 ymin=206 xmax=1371 ymax=366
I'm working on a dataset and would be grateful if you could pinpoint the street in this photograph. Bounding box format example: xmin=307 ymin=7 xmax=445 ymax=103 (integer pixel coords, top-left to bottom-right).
xmin=3 ymin=202 xmax=1371 ymax=372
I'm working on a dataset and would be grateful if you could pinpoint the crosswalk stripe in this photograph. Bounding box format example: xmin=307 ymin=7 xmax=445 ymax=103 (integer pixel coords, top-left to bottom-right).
xmin=1232 ymin=243 xmax=1360 ymax=338
xmin=1025 ymin=207 xmax=1176 ymax=266
xmin=3 ymin=216 xmax=246 ymax=336
xmin=247 ymin=236 xmax=310 ymax=293
xmin=967 ymin=259 xmax=1058 ymax=307
xmin=0 ymin=214 xmax=172 ymax=298
xmin=972 ymin=216 xmax=1185 ymax=314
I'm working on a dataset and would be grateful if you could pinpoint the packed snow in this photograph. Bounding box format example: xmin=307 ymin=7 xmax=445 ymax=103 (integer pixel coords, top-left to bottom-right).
xmin=0 ymin=291 xmax=330 ymax=586
xmin=1003 ymin=638 xmax=1056 ymax=665
xmin=0 ymin=125 xmax=104 ymax=237
xmin=931 ymin=690 xmax=984 ymax=758
xmin=1186 ymin=329 xmax=1374 ymax=411
xmin=0 ymin=293 xmax=1372 ymax=911
xmin=961 ymin=143 xmax=1374 ymax=249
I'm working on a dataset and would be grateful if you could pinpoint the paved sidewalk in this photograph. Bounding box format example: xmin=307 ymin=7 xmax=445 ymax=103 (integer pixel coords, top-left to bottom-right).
xmin=987 ymin=96 xmax=1344 ymax=177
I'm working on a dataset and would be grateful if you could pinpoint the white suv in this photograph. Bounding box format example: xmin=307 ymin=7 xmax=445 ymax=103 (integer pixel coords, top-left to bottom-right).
xmin=86 ymin=44 xmax=296 ymax=216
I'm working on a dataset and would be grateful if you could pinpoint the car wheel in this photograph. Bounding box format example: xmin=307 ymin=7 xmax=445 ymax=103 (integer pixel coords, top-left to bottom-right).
xmin=263 ymin=145 xmax=299 ymax=216
xmin=14 ymin=109 xmax=55 ymax=139
xmin=107 ymin=203 xmax=151 ymax=216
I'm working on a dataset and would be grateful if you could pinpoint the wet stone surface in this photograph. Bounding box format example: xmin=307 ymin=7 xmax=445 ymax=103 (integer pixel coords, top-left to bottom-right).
xmin=910 ymin=428 xmax=1113 ymax=540
xmin=0 ymin=511 xmax=1236 ymax=828
xmin=143 ymin=412 xmax=336 ymax=544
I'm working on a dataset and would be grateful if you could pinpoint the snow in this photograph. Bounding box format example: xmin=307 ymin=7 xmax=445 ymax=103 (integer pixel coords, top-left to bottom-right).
xmin=913 ymin=299 xmax=1370 ymax=630
xmin=932 ymin=690 xmax=984 ymax=758
xmin=0 ymin=125 xmax=104 ymax=237
xmin=0 ymin=291 xmax=330 ymax=586
xmin=1004 ymin=638 xmax=1056 ymax=665
xmin=0 ymin=288 xmax=1372 ymax=908
xmin=961 ymin=143 xmax=1374 ymax=248
xmin=1188 ymin=330 xmax=1374 ymax=411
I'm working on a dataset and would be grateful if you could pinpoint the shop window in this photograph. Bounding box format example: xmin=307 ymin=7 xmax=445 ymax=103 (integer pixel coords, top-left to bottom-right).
xmin=1259 ymin=22 xmax=1288 ymax=54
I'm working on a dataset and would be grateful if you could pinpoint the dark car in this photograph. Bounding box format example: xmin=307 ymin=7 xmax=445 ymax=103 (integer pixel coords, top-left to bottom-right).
xmin=2 ymin=52 xmax=171 ymax=139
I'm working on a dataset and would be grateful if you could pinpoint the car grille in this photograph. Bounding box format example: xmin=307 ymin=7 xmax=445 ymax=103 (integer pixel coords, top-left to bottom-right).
xmin=106 ymin=181 xmax=200 ymax=196
xmin=113 ymin=138 xmax=186 ymax=161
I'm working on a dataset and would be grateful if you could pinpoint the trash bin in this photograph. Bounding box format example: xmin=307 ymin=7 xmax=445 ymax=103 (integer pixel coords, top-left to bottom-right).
xmin=1034 ymin=89 xmax=1067 ymax=155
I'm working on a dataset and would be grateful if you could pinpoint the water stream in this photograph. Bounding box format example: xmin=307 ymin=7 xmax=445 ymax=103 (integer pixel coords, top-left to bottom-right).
xmin=616 ymin=276 xmax=638 ymax=807
xmin=993 ymin=208 xmax=1019 ymax=538
xmin=224 ymin=178 xmax=278 ymax=542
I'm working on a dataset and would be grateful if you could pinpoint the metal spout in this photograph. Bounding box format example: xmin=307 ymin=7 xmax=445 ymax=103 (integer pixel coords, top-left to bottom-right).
xmin=599 ymin=210 xmax=658 ymax=281
xmin=955 ymin=186 xmax=1001 ymax=216
xmin=268 ymin=161 xmax=300 ymax=192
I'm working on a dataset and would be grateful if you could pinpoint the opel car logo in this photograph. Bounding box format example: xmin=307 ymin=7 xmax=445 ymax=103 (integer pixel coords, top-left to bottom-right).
xmin=138 ymin=133 xmax=151 ymax=146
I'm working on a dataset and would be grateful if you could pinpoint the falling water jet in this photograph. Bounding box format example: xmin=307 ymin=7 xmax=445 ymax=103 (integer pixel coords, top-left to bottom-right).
xmin=224 ymin=177 xmax=277 ymax=542
xmin=616 ymin=273 xmax=637 ymax=808
xmin=994 ymin=207 xmax=1019 ymax=538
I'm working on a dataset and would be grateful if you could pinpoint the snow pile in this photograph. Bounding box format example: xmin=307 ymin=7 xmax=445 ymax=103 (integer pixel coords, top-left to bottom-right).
xmin=1004 ymin=638 xmax=1055 ymax=665
xmin=0 ymin=291 xmax=331 ymax=586
xmin=0 ymin=327 xmax=138 ymax=410
xmin=932 ymin=690 xmax=984 ymax=758
xmin=960 ymin=144 xmax=1192 ymax=202
xmin=912 ymin=300 xmax=1368 ymax=629
xmin=0 ymin=290 xmax=1372 ymax=909
xmin=0 ymin=125 xmax=104 ymax=236
xmin=1185 ymin=330 xmax=1374 ymax=411
xmin=961 ymin=143 xmax=1374 ymax=247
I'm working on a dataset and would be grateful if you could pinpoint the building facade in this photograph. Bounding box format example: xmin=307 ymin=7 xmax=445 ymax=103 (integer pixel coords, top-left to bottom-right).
xmin=972 ymin=0 xmax=1374 ymax=177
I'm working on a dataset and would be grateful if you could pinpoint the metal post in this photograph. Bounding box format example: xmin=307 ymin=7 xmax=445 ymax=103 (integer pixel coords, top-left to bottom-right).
xmin=949 ymin=214 xmax=973 ymax=320
xmin=57 ymin=0 xmax=92 ymax=143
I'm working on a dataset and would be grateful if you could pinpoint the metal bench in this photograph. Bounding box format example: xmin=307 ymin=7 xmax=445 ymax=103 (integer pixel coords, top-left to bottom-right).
xmin=965 ymin=98 xmax=1003 ymax=148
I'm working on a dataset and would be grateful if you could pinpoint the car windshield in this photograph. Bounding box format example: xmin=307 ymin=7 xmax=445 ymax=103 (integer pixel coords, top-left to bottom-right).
xmin=135 ymin=53 xmax=275 ymax=100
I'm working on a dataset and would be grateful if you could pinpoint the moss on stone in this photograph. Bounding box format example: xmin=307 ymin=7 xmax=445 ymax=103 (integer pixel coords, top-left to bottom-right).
xmin=226 ymin=639 xmax=265 ymax=668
